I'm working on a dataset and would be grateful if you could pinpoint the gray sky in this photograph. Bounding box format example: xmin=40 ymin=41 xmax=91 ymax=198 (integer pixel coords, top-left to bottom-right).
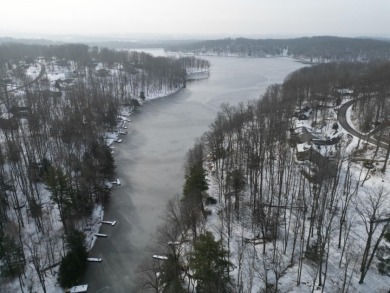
xmin=1 ymin=0 xmax=389 ymax=38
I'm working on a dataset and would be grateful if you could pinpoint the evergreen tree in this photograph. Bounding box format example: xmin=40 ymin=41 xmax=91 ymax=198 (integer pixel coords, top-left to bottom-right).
xmin=190 ymin=232 xmax=232 ymax=292
xmin=159 ymin=255 xmax=186 ymax=293
xmin=0 ymin=234 xmax=24 ymax=279
xmin=183 ymin=164 xmax=208 ymax=198
xmin=183 ymin=143 xmax=208 ymax=212
xmin=57 ymin=229 xmax=88 ymax=288
xmin=45 ymin=167 xmax=72 ymax=232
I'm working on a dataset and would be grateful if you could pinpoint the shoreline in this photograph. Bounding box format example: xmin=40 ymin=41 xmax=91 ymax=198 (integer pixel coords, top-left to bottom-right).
xmin=166 ymin=51 xmax=292 ymax=59
xmin=144 ymin=69 xmax=210 ymax=101
xmin=85 ymin=68 xmax=211 ymax=252
xmin=166 ymin=51 xmax=329 ymax=65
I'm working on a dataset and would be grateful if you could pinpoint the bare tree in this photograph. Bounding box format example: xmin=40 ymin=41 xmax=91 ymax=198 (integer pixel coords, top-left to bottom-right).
xmin=356 ymin=187 xmax=390 ymax=284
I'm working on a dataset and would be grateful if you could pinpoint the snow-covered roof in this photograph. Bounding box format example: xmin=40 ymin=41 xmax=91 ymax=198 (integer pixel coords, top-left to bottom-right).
xmin=297 ymin=143 xmax=311 ymax=153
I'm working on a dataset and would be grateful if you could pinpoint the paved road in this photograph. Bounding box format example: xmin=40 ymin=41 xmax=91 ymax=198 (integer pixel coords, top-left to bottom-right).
xmin=337 ymin=99 xmax=389 ymax=149
xmin=0 ymin=62 xmax=46 ymax=94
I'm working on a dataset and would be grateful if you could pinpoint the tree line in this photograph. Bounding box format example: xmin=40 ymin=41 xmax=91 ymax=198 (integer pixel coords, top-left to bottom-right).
xmin=165 ymin=36 xmax=390 ymax=61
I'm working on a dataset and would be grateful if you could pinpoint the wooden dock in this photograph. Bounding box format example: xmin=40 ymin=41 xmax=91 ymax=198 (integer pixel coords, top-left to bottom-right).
xmin=87 ymin=257 xmax=102 ymax=262
xmin=100 ymin=220 xmax=117 ymax=226
xmin=153 ymin=255 xmax=168 ymax=260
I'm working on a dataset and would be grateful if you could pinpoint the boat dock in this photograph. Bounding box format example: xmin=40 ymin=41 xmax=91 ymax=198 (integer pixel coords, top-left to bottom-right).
xmin=100 ymin=220 xmax=117 ymax=226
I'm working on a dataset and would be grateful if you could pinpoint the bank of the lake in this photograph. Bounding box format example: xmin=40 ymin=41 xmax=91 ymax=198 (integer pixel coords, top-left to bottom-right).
xmin=82 ymin=56 xmax=307 ymax=292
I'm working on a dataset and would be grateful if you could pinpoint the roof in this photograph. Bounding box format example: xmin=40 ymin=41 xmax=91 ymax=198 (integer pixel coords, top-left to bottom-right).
xmin=297 ymin=143 xmax=311 ymax=153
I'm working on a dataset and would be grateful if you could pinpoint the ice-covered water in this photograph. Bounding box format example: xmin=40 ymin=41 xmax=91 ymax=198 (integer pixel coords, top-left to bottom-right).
xmin=83 ymin=55 xmax=306 ymax=292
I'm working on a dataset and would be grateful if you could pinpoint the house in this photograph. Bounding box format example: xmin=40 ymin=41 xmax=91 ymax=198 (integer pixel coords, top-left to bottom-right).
xmin=9 ymin=106 xmax=30 ymax=118
xmin=296 ymin=143 xmax=312 ymax=161
xmin=39 ymin=89 xmax=62 ymax=98
xmin=295 ymin=105 xmax=312 ymax=120
xmin=62 ymin=78 xmax=74 ymax=84
xmin=96 ymin=68 xmax=109 ymax=77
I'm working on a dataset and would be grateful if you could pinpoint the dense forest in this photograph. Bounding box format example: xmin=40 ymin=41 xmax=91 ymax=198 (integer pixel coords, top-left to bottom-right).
xmin=139 ymin=61 xmax=390 ymax=292
xmin=0 ymin=42 xmax=209 ymax=291
xmin=165 ymin=36 xmax=390 ymax=62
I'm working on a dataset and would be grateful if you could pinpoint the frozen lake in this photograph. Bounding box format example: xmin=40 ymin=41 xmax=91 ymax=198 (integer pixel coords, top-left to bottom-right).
xmin=82 ymin=54 xmax=306 ymax=292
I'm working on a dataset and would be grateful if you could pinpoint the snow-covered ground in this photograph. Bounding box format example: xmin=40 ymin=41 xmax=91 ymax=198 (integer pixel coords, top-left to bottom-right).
xmin=1 ymin=57 xmax=210 ymax=293
xmin=200 ymin=96 xmax=390 ymax=292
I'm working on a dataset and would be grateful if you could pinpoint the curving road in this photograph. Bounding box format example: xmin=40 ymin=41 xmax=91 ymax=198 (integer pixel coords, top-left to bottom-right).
xmin=337 ymin=99 xmax=388 ymax=149
xmin=0 ymin=62 xmax=46 ymax=94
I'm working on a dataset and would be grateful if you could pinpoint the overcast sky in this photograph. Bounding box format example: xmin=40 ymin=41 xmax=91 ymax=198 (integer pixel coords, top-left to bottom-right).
xmin=1 ymin=0 xmax=389 ymax=39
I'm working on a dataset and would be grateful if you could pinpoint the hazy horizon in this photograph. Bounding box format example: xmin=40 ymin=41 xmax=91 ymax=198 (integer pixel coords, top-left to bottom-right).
xmin=1 ymin=0 xmax=389 ymax=40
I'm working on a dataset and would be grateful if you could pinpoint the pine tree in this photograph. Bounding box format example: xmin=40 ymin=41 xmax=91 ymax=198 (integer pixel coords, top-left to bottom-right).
xmin=159 ymin=255 xmax=186 ymax=293
xmin=0 ymin=234 xmax=24 ymax=278
xmin=57 ymin=229 xmax=88 ymax=288
xmin=190 ymin=232 xmax=232 ymax=292
xmin=183 ymin=164 xmax=208 ymax=198
xmin=45 ymin=167 xmax=72 ymax=232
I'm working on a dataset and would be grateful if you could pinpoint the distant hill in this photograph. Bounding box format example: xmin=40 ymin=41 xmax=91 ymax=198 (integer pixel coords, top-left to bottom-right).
xmin=0 ymin=36 xmax=198 ymax=50
xmin=86 ymin=39 xmax=198 ymax=49
xmin=165 ymin=36 xmax=390 ymax=61
xmin=0 ymin=37 xmax=60 ymax=45
xmin=3 ymin=36 xmax=390 ymax=61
